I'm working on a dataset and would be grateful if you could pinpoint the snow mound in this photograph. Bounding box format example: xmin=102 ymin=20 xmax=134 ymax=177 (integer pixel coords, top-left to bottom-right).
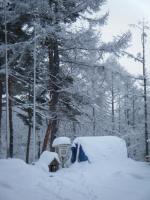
xmin=36 ymin=151 xmax=60 ymax=172
xmin=38 ymin=151 xmax=60 ymax=165
xmin=0 ymin=158 xmax=27 ymax=169
xmin=52 ymin=137 xmax=71 ymax=147
xmin=0 ymin=148 xmax=150 ymax=200
xmin=0 ymin=158 xmax=45 ymax=188
xmin=73 ymin=136 xmax=128 ymax=162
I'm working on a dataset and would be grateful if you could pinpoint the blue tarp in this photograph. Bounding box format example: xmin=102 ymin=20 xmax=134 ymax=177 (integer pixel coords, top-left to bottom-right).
xmin=71 ymin=144 xmax=88 ymax=163
xmin=71 ymin=144 xmax=77 ymax=163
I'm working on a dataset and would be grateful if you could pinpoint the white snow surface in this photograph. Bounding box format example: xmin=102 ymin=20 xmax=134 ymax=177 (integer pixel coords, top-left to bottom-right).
xmin=52 ymin=137 xmax=71 ymax=147
xmin=73 ymin=136 xmax=127 ymax=162
xmin=0 ymin=136 xmax=150 ymax=200
xmin=35 ymin=151 xmax=60 ymax=172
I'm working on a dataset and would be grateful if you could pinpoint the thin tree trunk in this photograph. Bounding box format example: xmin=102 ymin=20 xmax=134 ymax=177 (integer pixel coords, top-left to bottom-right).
xmin=92 ymin=107 xmax=96 ymax=136
xmin=111 ymin=72 xmax=115 ymax=134
xmin=4 ymin=0 xmax=9 ymax=158
xmin=37 ymin=133 xmax=41 ymax=158
xmin=132 ymin=89 xmax=135 ymax=130
xmin=72 ymin=121 xmax=76 ymax=137
xmin=33 ymin=22 xmax=37 ymax=162
xmin=26 ymin=120 xmax=32 ymax=163
xmin=118 ymin=93 xmax=121 ymax=134
xmin=8 ymin=77 xmax=13 ymax=158
xmin=0 ymin=79 xmax=2 ymax=154
xmin=0 ymin=80 xmax=2 ymax=143
xmin=126 ymin=83 xmax=130 ymax=126
xmin=124 ymin=82 xmax=130 ymax=126
xmin=142 ymin=23 xmax=149 ymax=157
xmin=26 ymin=84 xmax=32 ymax=163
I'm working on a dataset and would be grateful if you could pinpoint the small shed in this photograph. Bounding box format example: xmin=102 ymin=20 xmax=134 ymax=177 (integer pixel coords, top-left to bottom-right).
xmin=49 ymin=158 xmax=59 ymax=172
xmin=36 ymin=151 xmax=60 ymax=172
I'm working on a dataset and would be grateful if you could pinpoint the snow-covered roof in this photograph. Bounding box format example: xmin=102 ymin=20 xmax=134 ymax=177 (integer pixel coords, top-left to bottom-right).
xmin=38 ymin=151 xmax=60 ymax=165
xmin=36 ymin=151 xmax=60 ymax=172
xmin=72 ymin=136 xmax=127 ymax=162
xmin=52 ymin=137 xmax=71 ymax=147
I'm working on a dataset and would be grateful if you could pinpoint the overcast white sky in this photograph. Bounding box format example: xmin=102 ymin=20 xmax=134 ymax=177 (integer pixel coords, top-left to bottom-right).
xmin=101 ymin=0 xmax=150 ymax=75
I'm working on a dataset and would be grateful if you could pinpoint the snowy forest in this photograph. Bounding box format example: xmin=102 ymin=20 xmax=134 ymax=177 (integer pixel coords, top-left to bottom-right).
xmin=0 ymin=0 xmax=150 ymax=163
xmin=1 ymin=1 xmax=150 ymax=200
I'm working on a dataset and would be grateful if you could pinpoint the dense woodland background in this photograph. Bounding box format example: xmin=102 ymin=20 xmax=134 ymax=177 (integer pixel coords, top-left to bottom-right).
xmin=0 ymin=0 xmax=150 ymax=163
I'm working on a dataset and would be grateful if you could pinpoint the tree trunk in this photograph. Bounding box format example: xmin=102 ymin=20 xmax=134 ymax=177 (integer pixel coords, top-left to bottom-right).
xmin=126 ymin=83 xmax=130 ymax=126
xmin=72 ymin=121 xmax=76 ymax=138
xmin=8 ymin=77 xmax=13 ymax=158
xmin=118 ymin=93 xmax=121 ymax=134
xmin=111 ymin=72 xmax=115 ymax=134
xmin=26 ymin=84 xmax=32 ymax=163
xmin=42 ymin=116 xmax=57 ymax=152
xmin=26 ymin=120 xmax=32 ymax=163
xmin=124 ymin=82 xmax=130 ymax=126
xmin=92 ymin=107 xmax=96 ymax=136
xmin=42 ymin=39 xmax=59 ymax=152
xmin=38 ymin=140 xmax=41 ymax=159
xmin=0 ymin=79 xmax=2 ymax=152
xmin=142 ymin=24 xmax=149 ymax=157
xmin=132 ymin=89 xmax=135 ymax=130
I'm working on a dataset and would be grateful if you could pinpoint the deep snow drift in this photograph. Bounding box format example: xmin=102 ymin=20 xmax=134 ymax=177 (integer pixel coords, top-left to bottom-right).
xmin=0 ymin=136 xmax=150 ymax=200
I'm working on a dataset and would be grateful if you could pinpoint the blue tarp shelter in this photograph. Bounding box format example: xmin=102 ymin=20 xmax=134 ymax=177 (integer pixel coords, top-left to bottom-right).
xmin=71 ymin=144 xmax=88 ymax=163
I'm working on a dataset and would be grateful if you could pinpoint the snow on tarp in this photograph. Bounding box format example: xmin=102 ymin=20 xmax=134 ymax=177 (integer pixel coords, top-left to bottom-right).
xmin=36 ymin=151 xmax=60 ymax=172
xmin=72 ymin=136 xmax=128 ymax=163
xmin=52 ymin=137 xmax=71 ymax=147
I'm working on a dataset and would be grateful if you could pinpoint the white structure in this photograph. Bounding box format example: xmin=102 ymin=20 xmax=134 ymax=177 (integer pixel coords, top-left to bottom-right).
xmin=52 ymin=137 xmax=71 ymax=167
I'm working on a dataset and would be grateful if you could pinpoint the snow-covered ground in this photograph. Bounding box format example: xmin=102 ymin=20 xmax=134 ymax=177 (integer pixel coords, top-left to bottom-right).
xmin=0 ymin=137 xmax=150 ymax=200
